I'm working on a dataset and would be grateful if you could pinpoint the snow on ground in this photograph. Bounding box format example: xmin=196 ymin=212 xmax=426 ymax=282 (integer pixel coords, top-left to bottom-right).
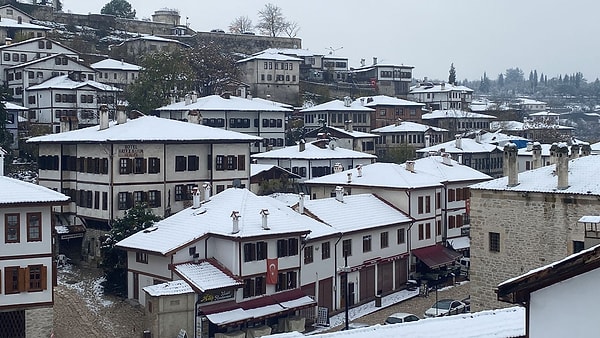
xmin=57 ymin=263 xmax=113 ymax=312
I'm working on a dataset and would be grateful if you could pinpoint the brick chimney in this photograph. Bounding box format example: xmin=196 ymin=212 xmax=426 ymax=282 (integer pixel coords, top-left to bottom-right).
xmin=231 ymin=211 xmax=240 ymax=234
xmin=99 ymin=105 xmax=109 ymax=130
xmin=335 ymin=186 xmax=344 ymax=202
xmin=556 ymin=143 xmax=569 ymax=190
xmin=503 ymin=142 xmax=518 ymax=187
xmin=532 ymin=142 xmax=542 ymax=169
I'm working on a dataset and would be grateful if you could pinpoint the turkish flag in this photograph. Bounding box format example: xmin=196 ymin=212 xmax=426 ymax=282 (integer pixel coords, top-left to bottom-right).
xmin=266 ymin=258 xmax=278 ymax=285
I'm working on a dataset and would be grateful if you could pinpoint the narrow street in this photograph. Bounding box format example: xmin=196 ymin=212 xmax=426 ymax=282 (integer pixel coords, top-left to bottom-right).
xmin=52 ymin=264 xmax=146 ymax=338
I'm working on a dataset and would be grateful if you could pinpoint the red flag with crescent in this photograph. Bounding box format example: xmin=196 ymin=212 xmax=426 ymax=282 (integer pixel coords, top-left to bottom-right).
xmin=266 ymin=258 xmax=278 ymax=285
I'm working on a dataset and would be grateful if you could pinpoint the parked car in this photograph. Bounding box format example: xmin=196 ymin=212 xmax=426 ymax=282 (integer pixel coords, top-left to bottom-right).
xmin=210 ymin=29 xmax=225 ymax=33
xmin=341 ymin=322 xmax=370 ymax=330
xmin=423 ymin=299 xmax=467 ymax=318
xmin=461 ymin=296 xmax=471 ymax=312
xmin=384 ymin=312 xmax=420 ymax=324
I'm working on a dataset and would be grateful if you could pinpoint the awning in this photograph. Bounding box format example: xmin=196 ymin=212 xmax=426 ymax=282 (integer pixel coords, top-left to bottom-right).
xmin=447 ymin=236 xmax=470 ymax=250
xmin=199 ymin=289 xmax=316 ymax=327
xmin=412 ymin=244 xmax=462 ymax=269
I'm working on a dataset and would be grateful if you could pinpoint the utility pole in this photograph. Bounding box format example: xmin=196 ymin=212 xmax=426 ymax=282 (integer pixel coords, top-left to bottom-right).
xmin=344 ymin=252 xmax=349 ymax=330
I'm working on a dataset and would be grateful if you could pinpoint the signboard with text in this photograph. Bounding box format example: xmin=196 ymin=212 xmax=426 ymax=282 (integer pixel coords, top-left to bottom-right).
xmin=118 ymin=144 xmax=143 ymax=157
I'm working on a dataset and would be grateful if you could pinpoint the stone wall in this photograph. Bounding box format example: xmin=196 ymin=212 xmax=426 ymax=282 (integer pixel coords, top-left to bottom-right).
xmin=26 ymin=306 xmax=53 ymax=338
xmin=469 ymin=188 xmax=597 ymax=311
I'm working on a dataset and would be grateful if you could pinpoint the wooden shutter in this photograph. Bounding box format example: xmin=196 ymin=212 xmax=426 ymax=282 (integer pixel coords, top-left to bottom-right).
xmin=19 ymin=267 xmax=27 ymax=292
xmin=0 ymin=269 xmax=2 ymax=294
xmin=41 ymin=266 xmax=47 ymax=290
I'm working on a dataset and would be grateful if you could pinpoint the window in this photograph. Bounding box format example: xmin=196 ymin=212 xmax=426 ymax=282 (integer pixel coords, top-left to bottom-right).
xmin=418 ymin=196 xmax=424 ymax=214
xmin=243 ymin=278 xmax=255 ymax=298
xmin=418 ymin=223 xmax=424 ymax=240
xmin=134 ymin=158 xmax=146 ymax=174
xmin=5 ymin=213 xmax=20 ymax=243
xmin=321 ymin=242 xmax=330 ymax=260
xmin=3 ymin=53 xmax=9 ymax=61
xmin=148 ymin=157 xmax=160 ymax=173
xmin=118 ymin=192 xmax=131 ymax=210
xmin=573 ymin=240 xmax=585 ymax=254
xmin=425 ymin=223 xmax=431 ymax=239
xmin=276 ymin=271 xmax=297 ymax=291
xmin=436 ymin=220 xmax=442 ymax=236
xmin=256 ymin=241 xmax=267 ymax=260
xmin=449 ymin=216 xmax=455 ymax=229
xmin=304 ymin=246 xmax=314 ymax=264
xmin=342 ymin=239 xmax=352 ymax=256
xmin=216 ymin=155 xmax=224 ymax=171
xmin=362 ymin=235 xmax=372 ymax=252
xmin=237 ymin=155 xmax=245 ymax=171
xmin=28 ymin=265 xmax=47 ymax=292
xmin=188 ymin=155 xmax=199 ymax=171
xmin=27 ymin=213 xmax=41 ymax=242
xmin=133 ymin=191 xmax=145 ymax=205
xmin=119 ymin=158 xmax=132 ymax=174
xmin=489 ymin=232 xmax=500 ymax=252
xmin=244 ymin=243 xmax=256 ymax=262
xmin=94 ymin=191 xmax=100 ymax=209
xmin=397 ymin=228 xmax=405 ymax=244
xmin=425 ymin=196 xmax=431 ymax=213
xmin=175 ymin=156 xmax=186 ymax=171
xmin=148 ymin=190 xmax=161 ymax=208
xmin=380 ymin=232 xmax=389 ymax=248
xmin=277 ymin=238 xmax=298 ymax=257
xmin=175 ymin=185 xmax=185 ymax=201
xmin=5 ymin=266 xmax=21 ymax=294
xmin=448 ymin=189 xmax=456 ymax=202
xmin=102 ymin=192 xmax=108 ymax=210
xmin=136 ymin=252 xmax=148 ymax=264
xmin=226 ymin=155 xmax=237 ymax=170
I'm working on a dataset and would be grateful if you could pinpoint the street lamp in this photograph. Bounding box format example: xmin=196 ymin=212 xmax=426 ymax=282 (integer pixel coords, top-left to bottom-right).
xmin=337 ymin=252 xmax=351 ymax=330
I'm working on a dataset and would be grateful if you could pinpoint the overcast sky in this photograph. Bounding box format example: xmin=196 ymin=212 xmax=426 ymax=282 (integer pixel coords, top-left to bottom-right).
xmin=61 ymin=0 xmax=600 ymax=82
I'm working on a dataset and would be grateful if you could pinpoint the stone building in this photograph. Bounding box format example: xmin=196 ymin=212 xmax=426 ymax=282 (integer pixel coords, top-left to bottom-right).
xmin=469 ymin=142 xmax=599 ymax=312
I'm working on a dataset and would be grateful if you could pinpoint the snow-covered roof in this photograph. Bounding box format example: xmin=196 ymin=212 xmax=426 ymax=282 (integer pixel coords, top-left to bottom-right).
xmin=257 ymin=48 xmax=324 ymax=57
xmin=529 ymin=111 xmax=559 ymax=116
xmin=251 ymin=141 xmax=376 ymax=160
xmin=27 ymin=75 xmax=122 ymax=92
xmin=174 ymin=261 xmax=242 ymax=292
xmin=237 ymin=52 xmax=303 ymax=63
xmin=355 ymin=95 xmax=424 ymax=107
xmin=372 ymin=121 xmax=447 ymax=133
xmin=116 ymin=188 xmax=338 ymax=255
xmin=410 ymin=156 xmax=492 ymax=182
xmin=479 ymin=131 xmax=529 ymax=145
xmin=305 ymin=162 xmax=443 ymax=190
xmin=470 ymin=154 xmax=600 ymax=195
xmin=0 ymin=176 xmax=69 ymax=205
xmin=143 ymin=280 xmax=194 ymax=297
xmin=303 ymin=194 xmax=412 ymax=233
xmin=91 ymin=58 xmax=142 ymax=71
xmin=0 ymin=17 xmax=49 ymax=30
xmin=248 ymin=97 xmax=294 ymax=109
xmin=422 ymin=109 xmax=496 ymax=120
xmin=409 ymin=83 xmax=474 ymax=93
xmin=4 ymin=101 xmax=28 ymax=111
xmin=315 ymin=125 xmax=378 ymax=138
xmin=268 ymin=193 xmax=310 ymax=207
xmin=448 ymin=236 xmax=470 ymax=250
xmin=266 ymin=306 xmax=524 ymax=338
xmin=301 ymin=100 xmax=375 ymax=113
xmin=491 ymin=120 xmax=573 ymax=131
xmin=579 ymin=215 xmax=600 ymax=223
xmin=27 ymin=115 xmax=261 ymax=144
xmin=417 ymin=138 xmax=502 ymax=154
xmin=155 ymin=95 xmax=293 ymax=112
xmin=517 ymin=98 xmax=546 ymax=105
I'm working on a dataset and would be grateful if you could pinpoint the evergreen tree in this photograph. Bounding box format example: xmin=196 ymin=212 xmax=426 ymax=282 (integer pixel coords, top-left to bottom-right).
xmin=497 ymin=73 xmax=504 ymax=88
xmin=479 ymin=72 xmax=490 ymax=93
xmin=100 ymin=0 xmax=136 ymax=19
xmin=448 ymin=63 xmax=456 ymax=84
xmin=0 ymin=85 xmax=14 ymax=170
xmin=100 ymin=203 xmax=162 ymax=296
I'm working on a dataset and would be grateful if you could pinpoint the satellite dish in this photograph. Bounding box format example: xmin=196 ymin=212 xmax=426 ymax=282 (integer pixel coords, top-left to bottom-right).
xmin=232 ymin=178 xmax=242 ymax=188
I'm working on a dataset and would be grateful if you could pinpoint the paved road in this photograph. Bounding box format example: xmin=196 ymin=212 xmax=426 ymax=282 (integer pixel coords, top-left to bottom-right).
xmin=53 ymin=265 xmax=146 ymax=338
xmin=326 ymin=282 xmax=471 ymax=332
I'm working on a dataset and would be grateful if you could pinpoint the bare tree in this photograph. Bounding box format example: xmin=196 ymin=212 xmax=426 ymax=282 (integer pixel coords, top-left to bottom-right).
xmin=283 ymin=21 xmax=300 ymax=38
xmin=256 ymin=3 xmax=289 ymax=37
xmin=229 ymin=15 xmax=253 ymax=34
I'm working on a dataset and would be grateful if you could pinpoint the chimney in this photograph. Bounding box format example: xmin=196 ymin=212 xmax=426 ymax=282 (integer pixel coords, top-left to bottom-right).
xmin=357 ymin=164 xmax=362 ymax=177
xmin=347 ymin=172 xmax=352 ymax=183
xmin=187 ymin=110 xmax=201 ymax=124
xmin=116 ymin=105 xmax=127 ymax=124
xmin=335 ymin=186 xmax=344 ymax=202
xmin=454 ymin=134 xmax=462 ymax=149
xmin=532 ymin=142 xmax=542 ymax=169
xmin=581 ymin=143 xmax=592 ymax=157
xmin=4 ymin=37 xmax=11 ymax=45
xmin=59 ymin=116 xmax=77 ymax=132
xmin=343 ymin=96 xmax=352 ymax=107
xmin=442 ymin=153 xmax=452 ymax=165
xmin=298 ymin=139 xmax=305 ymax=152
xmin=503 ymin=142 xmax=519 ymax=187
xmin=556 ymin=143 xmax=569 ymax=190
xmin=231 ymin=211 xmax=240 ymax=234
xmin=549 ymin=143 xmax=558 ymax=165
xmin=260 ymin=209 xmax=270 ymax=230
xmin=475 ymin=132 xmax=481 ymax=144
xmin=192 ymin=92 xmax=198 ymax=103
xmin=202 ymin=182 xmax=211 ymax=201
xmin=526 ymin=142 xmax=533 ymax=152
xmin=298 ymin=193 xmax=305 ymax=214
xmin=185 ymin=94 xmax=191 ymax=105
xmin=191 ymin=187 xmax=201 ymax=209
xmin=406 ymin=160 xmax=415 ymax=172
xmin=396 ymin=118 xmax=403 ymax=126
xmin=570 ymin=144 xmax=580 ymax=159
xmin=344 ymin=120 xmax=353 ymax=132
xmin=99 ymin=105 xmax=109 ymax=130
xmin=441 ymin=83 xmax=446 ymax=90
xmin=425 ymin=134 xmax=431 ymax=148
xmin=372 ymin=57 xmax=377 ymax=65
xmin=333 ymin=163 xmax=343 ymax=173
